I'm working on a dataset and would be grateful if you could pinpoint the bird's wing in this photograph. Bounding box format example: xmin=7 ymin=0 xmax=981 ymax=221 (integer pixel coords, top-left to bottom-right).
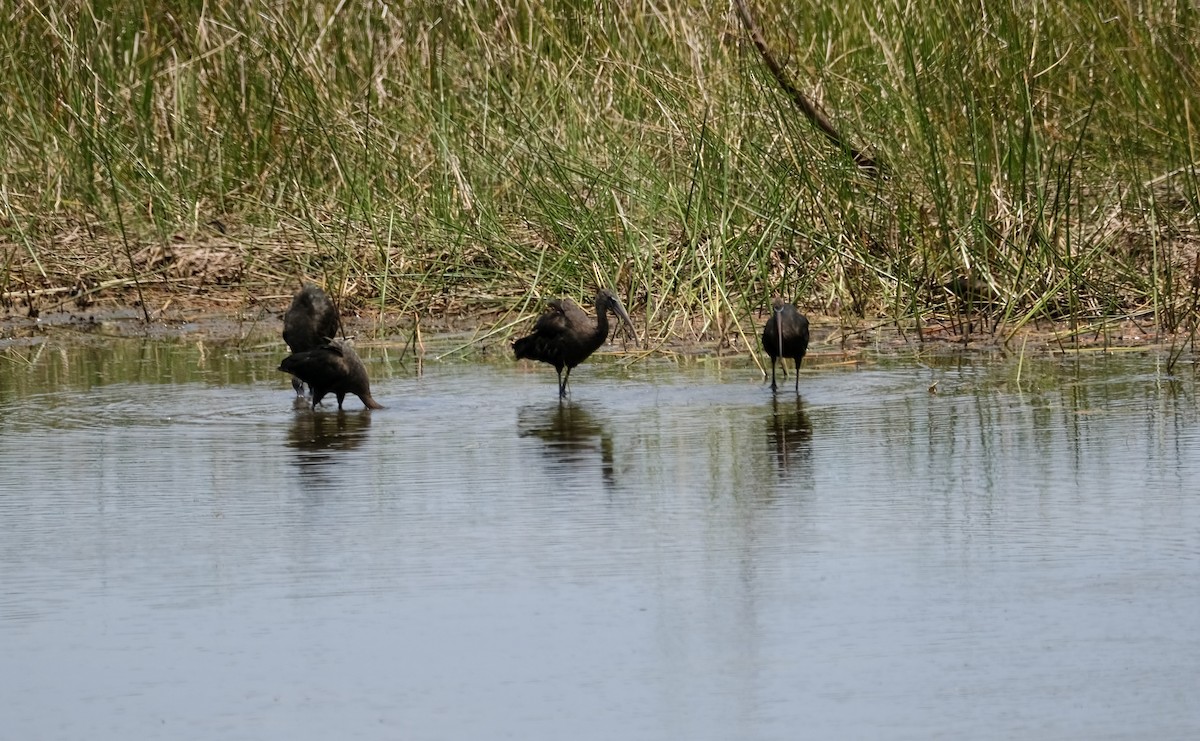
xmin=323 ymin=340 xmax=349 ymax=357
xmin=556 ymin=298 xmax=591 ymax=326
xmin=281 ymin=325 xmax=304 ymax=350
xmin=531 ymin=300 xmax=575 ymax=339
xmin=282 ymin=311 xmax=315 ymax=350
xmin=315 ymin=304 xmax=340 ymax=340
xmin=282 ymin=345 xmax=350 ymax=377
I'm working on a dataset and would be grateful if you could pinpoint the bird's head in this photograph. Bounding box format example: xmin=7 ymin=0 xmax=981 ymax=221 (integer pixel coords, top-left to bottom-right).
xmin=596 ymin=288 xmax=637 ymax=345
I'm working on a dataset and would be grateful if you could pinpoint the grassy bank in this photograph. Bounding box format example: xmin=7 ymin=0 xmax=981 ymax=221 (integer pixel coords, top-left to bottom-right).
xmin=1 ymin=0 xmax=1197 ymax=348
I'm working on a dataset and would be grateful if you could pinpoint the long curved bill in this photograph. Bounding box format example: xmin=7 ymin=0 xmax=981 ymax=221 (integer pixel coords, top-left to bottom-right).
xmin=611 ymin=297 xmax=638 ymax=347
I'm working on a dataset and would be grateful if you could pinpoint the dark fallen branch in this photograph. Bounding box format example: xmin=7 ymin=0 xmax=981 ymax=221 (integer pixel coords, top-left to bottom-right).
xmin=734 ymin=0 xmax=883 ymax=177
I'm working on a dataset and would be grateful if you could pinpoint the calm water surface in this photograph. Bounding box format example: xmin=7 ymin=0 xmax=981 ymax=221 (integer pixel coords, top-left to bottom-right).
xmin=1 ymin=337 xmax=1198 ymax=740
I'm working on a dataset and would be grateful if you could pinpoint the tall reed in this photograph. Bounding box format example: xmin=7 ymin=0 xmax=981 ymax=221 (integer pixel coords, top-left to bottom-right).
xmin=0 ymin=1 xmax=1195 ymax=345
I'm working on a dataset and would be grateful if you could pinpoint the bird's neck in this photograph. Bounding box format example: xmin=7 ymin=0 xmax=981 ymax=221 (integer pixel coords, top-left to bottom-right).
xmin=592 ymin=304 xmax=610 ymax=344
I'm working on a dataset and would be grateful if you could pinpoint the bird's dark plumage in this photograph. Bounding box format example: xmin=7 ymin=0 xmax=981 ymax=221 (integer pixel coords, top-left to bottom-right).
xmin=513 ymin=288 xmax=636 ymax=397
xmin=279 ymin=339 xmax=383 ymax=411
xmin=762 ymin=297 xmax=810 ymax=393
xmin=283 ymin=284 xmax=340 ymax=397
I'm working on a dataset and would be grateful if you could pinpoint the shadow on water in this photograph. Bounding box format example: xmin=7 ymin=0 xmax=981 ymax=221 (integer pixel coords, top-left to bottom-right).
xmin=517 ymin=400 xmax=616 ymax=487
xmin=766 ymin=395 xmax=813 ymax=477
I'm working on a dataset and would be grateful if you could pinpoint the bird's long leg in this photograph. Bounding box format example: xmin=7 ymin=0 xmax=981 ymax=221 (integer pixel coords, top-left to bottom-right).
xmin=556 ymin=367 xmax=567 ymax=397
xmin=793 ymin=358 xmax=801 ymax=394
xmin=561 ymin=367 xmax=573 ymax=397
xmin=770 ymin=359 xmax=779 ymax=391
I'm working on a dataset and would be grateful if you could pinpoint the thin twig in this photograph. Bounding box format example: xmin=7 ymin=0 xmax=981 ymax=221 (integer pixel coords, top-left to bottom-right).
xmin=99 ymin=150 xmax=152 ymax=323
xmin=734 ymin=0 xmax=883 ymax=176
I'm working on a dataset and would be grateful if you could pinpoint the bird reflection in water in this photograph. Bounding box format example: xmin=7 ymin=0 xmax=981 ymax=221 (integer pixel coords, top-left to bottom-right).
xmin=286 ymin=408 xmax=373 ymax=481
xmin=517 ymin=402 xmax=616 ymax=488
xmin=767 ymin=395 xmax=813 ymax=475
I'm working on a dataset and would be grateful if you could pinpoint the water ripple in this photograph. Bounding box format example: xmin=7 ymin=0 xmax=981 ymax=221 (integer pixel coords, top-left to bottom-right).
xmin=2 ymin=347 xmax=1199 ymax=740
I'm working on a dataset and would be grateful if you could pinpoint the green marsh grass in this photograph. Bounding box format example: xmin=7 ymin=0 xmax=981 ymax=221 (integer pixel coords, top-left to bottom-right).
xmin=1 ymin=1 xmax=1197 ymax=350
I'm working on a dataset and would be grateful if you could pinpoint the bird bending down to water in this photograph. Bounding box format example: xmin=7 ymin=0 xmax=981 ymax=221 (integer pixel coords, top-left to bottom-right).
xmin=283 ymin=283 xmax=340 ymax=397
xmin=279 ymin=339 xmax=383 ymax=410
xmin=762 ymin=297 xmax=810 ymax=393
xmin=513 ymin=288 xmax=636 ymax=398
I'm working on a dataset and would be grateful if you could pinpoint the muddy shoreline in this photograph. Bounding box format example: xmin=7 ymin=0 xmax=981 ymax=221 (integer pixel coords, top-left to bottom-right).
xmin=0 ymin=286 xmax=1181 ymax=363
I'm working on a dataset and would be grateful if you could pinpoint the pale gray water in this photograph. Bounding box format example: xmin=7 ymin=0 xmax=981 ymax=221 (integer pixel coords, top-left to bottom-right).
xmin=1 ymin=339 xmax=1198 ymax=740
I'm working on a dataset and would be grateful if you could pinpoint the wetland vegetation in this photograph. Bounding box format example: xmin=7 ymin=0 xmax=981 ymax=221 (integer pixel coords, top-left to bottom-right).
xmin=1 ymin=1 xmax=1198 ymax=355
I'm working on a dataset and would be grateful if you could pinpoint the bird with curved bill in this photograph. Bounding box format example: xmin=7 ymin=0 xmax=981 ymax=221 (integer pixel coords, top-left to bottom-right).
xmin=282 ymin=283 xmax=340 ymax=397
xmin=761 ymin=297 xmax=810 ymax=393
xmin=513 ymin=288 xmax=637 ymax=398
xmin=279 ymin=339 xmax=383 ymax=411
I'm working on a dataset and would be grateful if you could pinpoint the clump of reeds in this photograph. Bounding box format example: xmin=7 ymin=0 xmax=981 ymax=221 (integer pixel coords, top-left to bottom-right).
xmin=0 ymin=1 xmax=1196 ymax=349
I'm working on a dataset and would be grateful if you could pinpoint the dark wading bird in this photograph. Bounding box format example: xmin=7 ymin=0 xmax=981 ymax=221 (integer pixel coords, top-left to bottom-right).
xmin=513 ymin=288 xmax=637 ymax=398
xmin=282 ymin=284 xmax=340 ymax=397
xmin=762 ymin=297 xmax=810 ymax=393
xmin=279 ymin=339 xmax=383 ymax=411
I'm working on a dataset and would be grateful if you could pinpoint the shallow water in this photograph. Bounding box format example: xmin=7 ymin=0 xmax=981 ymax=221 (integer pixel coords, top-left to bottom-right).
xmin=2 ymin=338 xmax=1198 ymax=740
